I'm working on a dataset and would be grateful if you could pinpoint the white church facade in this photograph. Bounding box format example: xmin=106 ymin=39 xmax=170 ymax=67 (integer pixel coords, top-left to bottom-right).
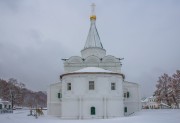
xmin=47 ymin=4 xmax=141 ymax=119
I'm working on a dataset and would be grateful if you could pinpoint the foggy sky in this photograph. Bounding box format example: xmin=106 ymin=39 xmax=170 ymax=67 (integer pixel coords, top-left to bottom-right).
xmin=0 ymin=0 xmax=180 ymax=97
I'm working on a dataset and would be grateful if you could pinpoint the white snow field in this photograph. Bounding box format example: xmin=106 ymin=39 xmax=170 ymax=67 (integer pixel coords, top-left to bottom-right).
xmin=0 ymin=109 xmax=180 ymax=123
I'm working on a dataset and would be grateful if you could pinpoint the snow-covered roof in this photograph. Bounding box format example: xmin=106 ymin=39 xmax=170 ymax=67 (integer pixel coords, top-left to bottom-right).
xmin=0 ymin=99 xmax=11 ymax=104
xmin=149 ymin=96 xmax=156 ymax=99
xmin=60 ymin=67 xmax=125 ymax=79
xmin=141 ymin=96 xmax=157 ymax=102
xmin=141 ymin=98 xmax=148 ymax=102
xmin=160 ymin=102 xmax=171 ymax=107
xmin=73 ymin=67 xmax=114 ymax=73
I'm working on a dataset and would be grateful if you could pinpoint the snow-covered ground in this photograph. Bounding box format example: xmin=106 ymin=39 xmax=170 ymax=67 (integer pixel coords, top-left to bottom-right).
xmin=0 ymin=109 xmax=180 ymax=123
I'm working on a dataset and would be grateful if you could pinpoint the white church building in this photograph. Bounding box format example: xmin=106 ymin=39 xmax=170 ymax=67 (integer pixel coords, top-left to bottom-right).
xmin=47 ymin=4 xmax=141 ymax=119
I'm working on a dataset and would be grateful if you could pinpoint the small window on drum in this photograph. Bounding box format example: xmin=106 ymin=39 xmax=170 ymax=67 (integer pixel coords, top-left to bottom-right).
xmin=89 ymin=81 xmax=94 ymax=90
xmin=67 ymin=83 xmax=71 ymax=91
xmin=111 ymin=82 xmax=116 ymax=90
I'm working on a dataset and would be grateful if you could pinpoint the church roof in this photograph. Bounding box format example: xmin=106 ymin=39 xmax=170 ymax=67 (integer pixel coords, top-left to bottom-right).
xmin=60 ymin=67 xmax=125 ymax=79
xmin=74 ymin=67 xmax=113 ymax=73
xmin=84 ymin=15 xmax=103 ymax=49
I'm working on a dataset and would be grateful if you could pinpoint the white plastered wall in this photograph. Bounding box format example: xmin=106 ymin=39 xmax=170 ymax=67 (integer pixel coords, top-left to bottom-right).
xmin=47 ymin=82 xmax=62 ymax=116
xmin=60 ymin=73 xmax=124 ymax=119
xmin=123 ymin=81 xmax=141 ymax=115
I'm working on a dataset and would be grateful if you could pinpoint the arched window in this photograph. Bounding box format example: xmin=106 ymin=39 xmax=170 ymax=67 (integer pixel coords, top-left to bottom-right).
xmin=91 ymin=107 xmax=96 ymax=115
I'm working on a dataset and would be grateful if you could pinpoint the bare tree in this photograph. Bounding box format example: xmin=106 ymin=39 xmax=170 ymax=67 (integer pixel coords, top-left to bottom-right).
xmin=169 ymin=70 xmax=180 ymax=108
xmin=154 ymin=73 xmax=171 ymax=106
xmin=15 ymin=82 xmax=25 ymax=106
xmin=0 ymin=78 xmax=47 ymax=108
xmin=154 ymin=70 xmax=180 ymax=108
xmin=0 ymin=79 xmax=9 ymax=99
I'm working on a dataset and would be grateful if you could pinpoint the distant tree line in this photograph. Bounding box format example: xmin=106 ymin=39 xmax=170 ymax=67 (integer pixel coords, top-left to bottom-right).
xmin=0 ymin=78 xmax=47 ymax=108
xmin=154 ymin=70 xmax=180 ymax=108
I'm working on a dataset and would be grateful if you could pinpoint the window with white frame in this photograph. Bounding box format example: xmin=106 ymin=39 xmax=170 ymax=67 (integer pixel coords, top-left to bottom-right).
xmin=89 ymin=81 xmax=94 ymax=90
xmin=58 ymin=93 xmax=62 ymax=98
xmin=111 ymin=82 xmax=116 ymax=90
xmin=67 ymin=83 xmax=71 ymax=90
xmin=127 ymin=91 xmax=130 ymax=98
xmin=124 ymin=91 xmax=130 ymax=98
xmin=124 ymin=93 xmax=126 ymax=98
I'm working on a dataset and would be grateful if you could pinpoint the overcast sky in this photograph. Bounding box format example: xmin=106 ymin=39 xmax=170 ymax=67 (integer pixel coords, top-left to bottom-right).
xmin=0 ymin=0 xmax=180 ymax=97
